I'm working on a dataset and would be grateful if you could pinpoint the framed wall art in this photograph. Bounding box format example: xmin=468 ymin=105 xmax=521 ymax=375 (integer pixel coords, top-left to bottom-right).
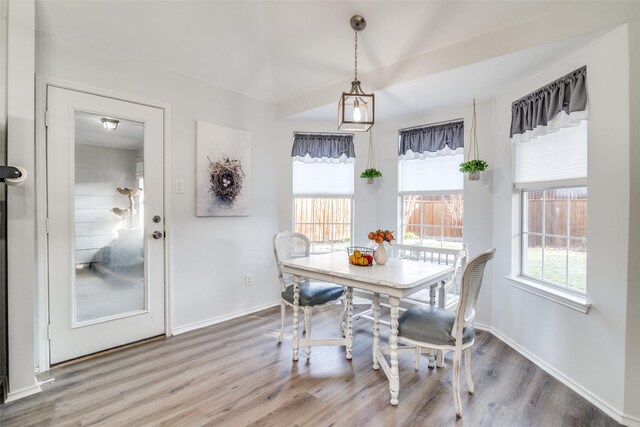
xmin=196 ymin=121 xmax=252 ymax=216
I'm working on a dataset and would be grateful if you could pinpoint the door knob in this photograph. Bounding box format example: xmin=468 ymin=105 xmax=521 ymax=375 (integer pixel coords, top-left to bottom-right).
xmin=152 ymin=231 xmax=164 ymax=239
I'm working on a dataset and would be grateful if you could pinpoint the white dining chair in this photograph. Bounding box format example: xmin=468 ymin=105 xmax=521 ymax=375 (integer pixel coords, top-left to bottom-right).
xmin=396 ymin=248 xmax=496 ymax=418
xmin=272 ymin=231 xmax=346 ymax=358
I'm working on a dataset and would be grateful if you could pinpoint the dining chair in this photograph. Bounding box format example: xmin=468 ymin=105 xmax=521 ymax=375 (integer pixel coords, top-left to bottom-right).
xmin=396 ymin=248 xmax=496 ymax=418
xmin=272 ymin=231 xmax=346 ymax=358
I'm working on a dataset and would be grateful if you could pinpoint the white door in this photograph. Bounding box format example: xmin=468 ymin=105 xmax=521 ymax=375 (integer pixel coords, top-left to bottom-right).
xmin=47 ymin=87 xmax=165 ymax=364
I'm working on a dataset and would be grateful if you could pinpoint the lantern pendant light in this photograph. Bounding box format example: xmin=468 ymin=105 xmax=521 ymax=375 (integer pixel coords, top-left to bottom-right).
xmin=338 ymin=15 xmax=374 ymax=132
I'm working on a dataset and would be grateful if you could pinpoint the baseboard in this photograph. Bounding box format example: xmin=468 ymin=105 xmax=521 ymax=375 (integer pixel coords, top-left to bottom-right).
xmin=621 ymin=415 xmax=640 ymax=427
xmin=172 ymin=301 xmax=280 ymax=336
xmin=475 ymin=323 xmax=627 ymax=425
xmin=5 ymin=383 xmax=42 ymax=403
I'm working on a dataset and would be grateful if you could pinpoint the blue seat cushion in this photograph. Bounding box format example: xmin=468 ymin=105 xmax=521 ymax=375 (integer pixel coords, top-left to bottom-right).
xmin=281 ymin=282 xmax=345 ymax=307
xmin=398 ymin=305 xmax=475 ymax=346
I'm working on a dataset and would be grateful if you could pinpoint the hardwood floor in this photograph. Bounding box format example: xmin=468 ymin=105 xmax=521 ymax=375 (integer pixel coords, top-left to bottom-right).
xmin=0 ymin=305 xmax=620 ymax=426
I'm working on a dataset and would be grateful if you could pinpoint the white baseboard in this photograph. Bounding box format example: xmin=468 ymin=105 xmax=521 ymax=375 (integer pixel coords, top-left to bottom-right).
xmin=5 ymin=383 xmax=42 ymax=403
xmin=621 ymin=415 xmax=640 ymax=427
xmin=172 ymin=301 xmax=280 ymax=336
xmin=474 ymin=323 xmax=628 ymax=425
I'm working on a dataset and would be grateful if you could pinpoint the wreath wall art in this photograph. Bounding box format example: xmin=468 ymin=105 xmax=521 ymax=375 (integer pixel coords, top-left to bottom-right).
xmin=196 ymin=121 xmax=252 ymax=216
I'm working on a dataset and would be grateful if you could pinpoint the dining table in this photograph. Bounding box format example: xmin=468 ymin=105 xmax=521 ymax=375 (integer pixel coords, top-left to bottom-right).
xmin=280 ymin=251 xmax=453 ymax=405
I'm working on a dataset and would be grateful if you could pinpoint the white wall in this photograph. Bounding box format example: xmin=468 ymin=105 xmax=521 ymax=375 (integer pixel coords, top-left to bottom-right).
xmin=491 ymin=26 xmax=630 ymax=416
xmin=276 ymin=121 xmax=378 ymax=246
xmin=624 ymin=4 xmax=640 ymax=423
xmin=373 ymin=101 xmax=495 ymax=324
xmin=6 ymin=0 xmax=40 ymax=401
xmin=36 ymin=33 xmax=281 ymax=335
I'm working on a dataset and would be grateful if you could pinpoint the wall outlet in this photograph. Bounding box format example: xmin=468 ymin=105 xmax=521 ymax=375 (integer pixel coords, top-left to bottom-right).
xmin=245 ymin=273 xmax=253 ymax=286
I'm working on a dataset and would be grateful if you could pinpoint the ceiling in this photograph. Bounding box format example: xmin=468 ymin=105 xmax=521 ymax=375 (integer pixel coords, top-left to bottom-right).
xmin=36 ymin=1 xmax=574 ymax=106
xmin=75 ymin=111 xmax=143 ymax=150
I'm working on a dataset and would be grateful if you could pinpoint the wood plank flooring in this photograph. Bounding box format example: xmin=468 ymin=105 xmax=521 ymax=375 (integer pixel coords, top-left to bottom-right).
xmin=0 ymin=305 xmax=620 ymax=426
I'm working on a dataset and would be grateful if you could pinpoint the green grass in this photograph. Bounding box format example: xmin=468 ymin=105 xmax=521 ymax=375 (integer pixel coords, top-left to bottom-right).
xmin=525 ymin=247 xmax=586 ymax=292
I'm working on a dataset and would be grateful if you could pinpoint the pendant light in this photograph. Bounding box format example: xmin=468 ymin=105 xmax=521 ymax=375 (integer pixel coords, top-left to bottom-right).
xmin=338 ymin=15 xmax=374 ymax=132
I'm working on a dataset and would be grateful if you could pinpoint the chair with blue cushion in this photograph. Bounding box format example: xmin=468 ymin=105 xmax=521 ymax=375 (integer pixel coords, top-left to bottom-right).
xmin=397 ymin=248 xmax=495 ymax=418
xmin=273 ymin=231 xmax=346 ymax=358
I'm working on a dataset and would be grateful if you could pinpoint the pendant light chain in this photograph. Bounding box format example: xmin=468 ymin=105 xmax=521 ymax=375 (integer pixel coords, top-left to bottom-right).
xmin=354 ymin=31 xmax=359 ymax=81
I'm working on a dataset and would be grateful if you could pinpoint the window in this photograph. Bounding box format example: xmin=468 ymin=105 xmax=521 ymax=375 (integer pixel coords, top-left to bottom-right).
xmin=398 ymin=132 xmax=464 ymax=249
xmin=517 ymin=122 xmax=588 ymax=293
xmin=291 ymin=134 xmax=354 ymax=253
xmin=521 ymin=187 xmax=587 ymax=292
xmin=400 ymin=193 xmax=463 ymax=248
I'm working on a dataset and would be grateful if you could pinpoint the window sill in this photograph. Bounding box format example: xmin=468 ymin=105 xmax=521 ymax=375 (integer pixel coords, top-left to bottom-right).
xmin=506 ymin=276 xmax=591 ymax=314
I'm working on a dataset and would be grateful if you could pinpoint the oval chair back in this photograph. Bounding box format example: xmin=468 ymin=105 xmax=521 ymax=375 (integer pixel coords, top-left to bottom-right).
xmin=451 ymin=248 xmax=496 ymax=342
xmin=273 ymin=231 xmax=311 ymax=292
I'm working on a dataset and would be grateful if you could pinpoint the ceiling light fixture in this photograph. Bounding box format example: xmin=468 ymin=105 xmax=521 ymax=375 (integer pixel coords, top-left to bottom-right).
xmin=338 ymin=15 xmax=374 ymax=132
xmin=101 ymin=118 xmax=119 ymax=131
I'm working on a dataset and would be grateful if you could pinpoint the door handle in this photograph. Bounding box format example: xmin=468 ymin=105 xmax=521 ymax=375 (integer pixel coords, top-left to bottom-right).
xmin=152 ymin=231 xmax=164 ymax=239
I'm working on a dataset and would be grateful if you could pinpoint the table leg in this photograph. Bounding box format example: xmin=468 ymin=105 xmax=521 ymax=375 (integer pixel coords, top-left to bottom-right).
xmin=372 ymin=292 xmax=380 ymax=370
xmin=345 ymin=287 xmax=353 ymax=360
xmin=389 ymin=295 xmax=400 ymax=405
xmin=292 ymin=275 xmax=300 ymax=361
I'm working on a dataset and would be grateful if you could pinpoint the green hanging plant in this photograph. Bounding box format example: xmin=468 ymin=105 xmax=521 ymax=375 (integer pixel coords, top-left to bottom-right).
xmin=460 ymin=98 xmax=488 ymax=181
xmin=458 ymin=159 xmax=488 ymax=173
xmin=360 ymin=168 xmax=383 ymax=179
xmin=361 ymin=130 xmax=382 ymax=184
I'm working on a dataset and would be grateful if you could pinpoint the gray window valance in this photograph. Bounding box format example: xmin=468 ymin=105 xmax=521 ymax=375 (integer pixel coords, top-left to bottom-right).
xmin=291 ymin=133 xmax=355 ymax=164
xmin=510 ymin=66 xmax=588 ymax=142
xmin=398 ymin=120 xmax=464 ymax=159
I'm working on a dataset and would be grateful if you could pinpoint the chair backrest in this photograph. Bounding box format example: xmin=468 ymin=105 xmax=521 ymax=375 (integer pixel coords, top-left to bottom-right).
xmin=392 ymin=244 xmax=461 ymax=266
xmin=273 ymin=231 xmax=310 ymax=292
xmin=451 ymin=248 xmax=496 ymax=343
xmin=443 ymin=245 xmax=469 ymax=295
xmin=392 ymin=244 xmax=468 ymax=296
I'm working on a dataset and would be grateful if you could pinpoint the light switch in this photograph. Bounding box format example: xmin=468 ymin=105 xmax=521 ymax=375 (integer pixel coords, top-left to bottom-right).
xmin=175 ymin=179 xmax=184 ymax=194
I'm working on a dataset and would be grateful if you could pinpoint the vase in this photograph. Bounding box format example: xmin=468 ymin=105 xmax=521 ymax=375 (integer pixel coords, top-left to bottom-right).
xmin=468 ymin=171 xmax=480 ymax=181
xmin=373 ymin=242 xmax=389 ymax=265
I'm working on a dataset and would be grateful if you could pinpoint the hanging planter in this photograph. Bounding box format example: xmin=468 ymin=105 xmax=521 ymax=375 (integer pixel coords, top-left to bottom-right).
xmin=360 ymin=168 xmax=382 ymax=184
xmin=360 ymin=129 xmax=381 ymax=184
xmin=459 ymin=98 xmax=488 ymax=181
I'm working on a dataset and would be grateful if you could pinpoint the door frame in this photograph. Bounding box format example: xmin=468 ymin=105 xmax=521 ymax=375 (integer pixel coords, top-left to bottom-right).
xmin=35 ymin=76 xmax=173 ymax=373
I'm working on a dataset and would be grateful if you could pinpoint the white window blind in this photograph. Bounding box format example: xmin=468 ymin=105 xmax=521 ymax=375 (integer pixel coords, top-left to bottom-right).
xmin=293 ymin=161 xmax=354 ymax=196
xmin=515 ymin=121 xmax=587 ymax=187
xmin=399 ymin=153 xmax=464 ymax=193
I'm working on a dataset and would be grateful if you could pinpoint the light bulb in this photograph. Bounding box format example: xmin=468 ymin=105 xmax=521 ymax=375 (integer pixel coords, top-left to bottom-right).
xmin=353 ymin=99 xmax=362 ymax=122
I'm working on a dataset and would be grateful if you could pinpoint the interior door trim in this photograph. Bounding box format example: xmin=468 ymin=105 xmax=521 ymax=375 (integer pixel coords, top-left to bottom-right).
xmin=35 ymin=76 xmax=173 ymax=373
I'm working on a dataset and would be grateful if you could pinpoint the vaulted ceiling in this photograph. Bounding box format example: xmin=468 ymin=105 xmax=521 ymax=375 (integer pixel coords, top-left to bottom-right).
xmin=35 ymin=1 xmax=603 ymax=119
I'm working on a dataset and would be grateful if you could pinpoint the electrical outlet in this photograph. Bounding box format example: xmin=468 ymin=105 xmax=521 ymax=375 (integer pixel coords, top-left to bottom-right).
xmin=245 ymin=273 xmax=253 ymax=286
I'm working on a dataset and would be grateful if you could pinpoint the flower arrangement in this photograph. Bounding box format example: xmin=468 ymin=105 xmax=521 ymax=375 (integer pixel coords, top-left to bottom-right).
xmin=368 ymin=229 xmax=395 ymax=244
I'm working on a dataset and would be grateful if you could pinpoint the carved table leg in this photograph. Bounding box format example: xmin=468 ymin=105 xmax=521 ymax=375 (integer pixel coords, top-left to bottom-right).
xmin=372 ymin=292 xmax=380 ymax=370
xmin=345 ymin=287 xmax=353 ymax=360
xmin=389 ymin=295 xmax=400 ymax=405
xmin=292 ymin=275 xmax=300 ymax=361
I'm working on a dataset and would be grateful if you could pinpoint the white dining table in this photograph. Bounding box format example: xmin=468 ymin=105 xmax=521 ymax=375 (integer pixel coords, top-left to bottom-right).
xmin=280 ymin=251 xmax=453 ymax=405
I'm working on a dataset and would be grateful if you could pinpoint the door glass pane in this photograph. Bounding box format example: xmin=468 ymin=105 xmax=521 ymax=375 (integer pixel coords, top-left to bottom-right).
xmin=74 ymin=111 xmax=145 ymax=323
